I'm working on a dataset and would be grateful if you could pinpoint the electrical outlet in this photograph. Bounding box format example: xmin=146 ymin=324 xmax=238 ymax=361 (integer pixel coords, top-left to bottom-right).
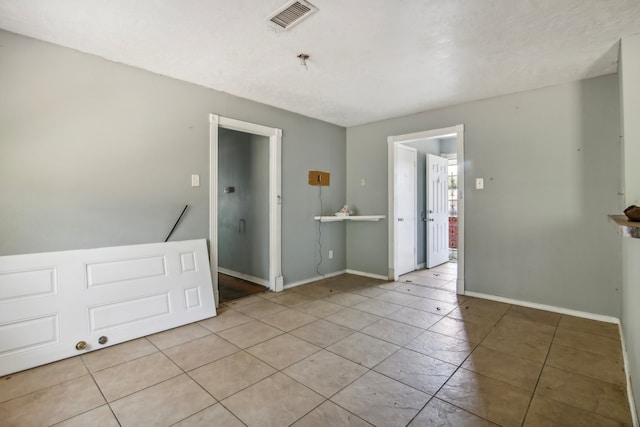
xmin=329 ymin=250 xmax=334 ymax=259
xmin=476 ymin=178 xmax=484 ymax=190
xmin=191 ymin=174 xmax=200 ymax=187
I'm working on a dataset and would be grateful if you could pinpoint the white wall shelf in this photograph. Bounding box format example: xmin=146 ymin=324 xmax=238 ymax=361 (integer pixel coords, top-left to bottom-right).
xmin=608 ymin=215 xmax=640 ymax=239
xmin=314 ymin=215 xmax=386 ymax=223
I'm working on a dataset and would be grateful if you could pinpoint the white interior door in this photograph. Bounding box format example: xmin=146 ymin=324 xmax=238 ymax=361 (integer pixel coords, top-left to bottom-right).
xmin=396 ymin=145 xmax=417 ymax=276
xmin=426 ymin=154 xmax=449 ymax=268
xmin=0 ymin=239 xmax=216 ymax=376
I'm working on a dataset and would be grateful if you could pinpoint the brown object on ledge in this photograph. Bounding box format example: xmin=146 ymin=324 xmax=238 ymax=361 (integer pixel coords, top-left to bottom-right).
xmin=624 ymin=205 xmax=640 ymax=222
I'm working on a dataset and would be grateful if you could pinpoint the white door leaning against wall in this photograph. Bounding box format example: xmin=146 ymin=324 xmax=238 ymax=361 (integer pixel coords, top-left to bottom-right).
xmin=0 ymin=239 xmax=216 ymax=376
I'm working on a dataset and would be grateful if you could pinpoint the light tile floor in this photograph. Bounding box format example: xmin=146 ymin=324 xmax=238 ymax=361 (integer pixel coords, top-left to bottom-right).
xmin=0 ymin=263 xmax=633 ymax=426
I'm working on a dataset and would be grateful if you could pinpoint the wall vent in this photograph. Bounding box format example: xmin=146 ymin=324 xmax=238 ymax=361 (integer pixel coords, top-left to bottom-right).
xmin=268 ymin=0 xmax=318 ymax=30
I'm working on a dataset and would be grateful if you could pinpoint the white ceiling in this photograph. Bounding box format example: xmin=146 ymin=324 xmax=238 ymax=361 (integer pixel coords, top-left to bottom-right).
xmin=1 ymin=0 xmax=639 ymax=127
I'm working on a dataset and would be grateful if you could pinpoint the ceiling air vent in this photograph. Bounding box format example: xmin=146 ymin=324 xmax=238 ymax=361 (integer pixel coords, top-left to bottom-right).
xmin=268 ymin=0 xmax=318 ymax=31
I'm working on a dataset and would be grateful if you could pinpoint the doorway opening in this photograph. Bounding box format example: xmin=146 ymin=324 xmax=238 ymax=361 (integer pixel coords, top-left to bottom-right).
xmin=217 ymin=273 xmax=267 ymax=302
xmin=209 ymin=115 xmax=283 ymax=306
xmin=388 ymin=125 xmax=465 ymax=294
xmin=216 ymin=127 xmax=269 ymax=302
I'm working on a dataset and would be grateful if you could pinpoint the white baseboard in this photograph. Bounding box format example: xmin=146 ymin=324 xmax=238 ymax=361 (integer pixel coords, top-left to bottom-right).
xmin=619 ymin=324 xmax=640 ymax=427
xmin=345 ymin=269 xmax=389 ymax=281
xmin=416 ymin=263 xmax=426 ymax=270
xmin=284 ymin=270 xmax=347 ymax=290
xmin=464 ymin=291 xmax=620 ymax=324
xmin=218 ymin=267 xmax=269 ymax=288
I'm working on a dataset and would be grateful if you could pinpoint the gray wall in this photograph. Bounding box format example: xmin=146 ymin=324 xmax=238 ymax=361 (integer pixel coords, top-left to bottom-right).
xmin=620 ymin=34 xmax=640 ymax=417
xmin=347 ymin=75 xmax=622 ymax=317
xmin=0 ymin=30 xmax=346 ymax=285
xmin=217 ymin=129 xmax=269 ymax=280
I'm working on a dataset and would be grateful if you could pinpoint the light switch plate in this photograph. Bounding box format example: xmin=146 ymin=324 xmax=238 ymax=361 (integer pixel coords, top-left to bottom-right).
xmin=192 ymin=174 xmax=200 ymax=187
xmin=476 ymin=178 xmax=484 ymax=190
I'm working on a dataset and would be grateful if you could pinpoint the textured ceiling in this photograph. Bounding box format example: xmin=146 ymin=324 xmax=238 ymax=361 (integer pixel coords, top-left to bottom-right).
xmin=1 ymin=0 xmax=639 ymax=127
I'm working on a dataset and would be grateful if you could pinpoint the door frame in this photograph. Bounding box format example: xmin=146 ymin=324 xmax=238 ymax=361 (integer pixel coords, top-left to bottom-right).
xmin=387 ymin=124 xmax=465 ymax=294
xmin=209 ymin=114 xmax=283 ymax=306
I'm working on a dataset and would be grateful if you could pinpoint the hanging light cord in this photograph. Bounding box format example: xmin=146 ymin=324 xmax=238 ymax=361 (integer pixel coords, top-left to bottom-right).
xmin=316 ymin=184 xmax=324 ymax=277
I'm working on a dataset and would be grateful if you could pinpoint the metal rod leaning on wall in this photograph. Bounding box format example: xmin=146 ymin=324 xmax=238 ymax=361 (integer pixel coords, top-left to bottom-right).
xmin=165 ymin=205 xmax=189 ymax=242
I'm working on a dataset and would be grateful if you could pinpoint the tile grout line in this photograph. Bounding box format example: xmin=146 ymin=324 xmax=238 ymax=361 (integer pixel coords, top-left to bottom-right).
xmin=0 ymin=365 xmax=88 ymax=406
xmin=412 ymin=302 xmax=514 ymax=426
xmin=279 ymin=360 xmax=369 ymax=426
xmin=147 ymin=324 xmax=215 ymax=353
xmin=211 ymin=355 xmax=318 ymax=426
xmin=275 ymin=329 xmax=386 ymax=426
xmin=546 ymin=341 xmax=627 ymax=386
xmin=88 ymin=336 xmax=202 ymax=415
xmin=99 ymin=350 xmax=230 ymax=425
xmin=287 ymin=321 xmax=358 ymax=348
xmin=193 ymin=285 xmax=485 ymax=426
xmin=179 ymin=365 xmax=249 ymax=427
xmin=2 ymin=358 xmax=122 ymax=426
xmin=519 ymin=317 xmax=559 ymax=427
xmin=187 ymin=349 xmax=269 ymax=404
xmin=523 ymin=318 xmax=632 ymax=425
xmin=79 ymin=353 xmax=124 ymax=427
xmin=533 ymin=324 xmax=634 ymax=425
xmin=0 ymin=271 xmax=449 ymax=426
xmin=83 ymin=337 xmax=159 ymax=374
xmin=386 ymin=287 xmax=464 ymax=307
xmin=247 ymin=290 xmax=400 ymax=426
xmin=10 ymin=270 xmax=633 ymax=426
xmin=376 ymin=277 xmax=489 ymax=426
xmin=192 ymin=306 xmax=367 ymax=414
